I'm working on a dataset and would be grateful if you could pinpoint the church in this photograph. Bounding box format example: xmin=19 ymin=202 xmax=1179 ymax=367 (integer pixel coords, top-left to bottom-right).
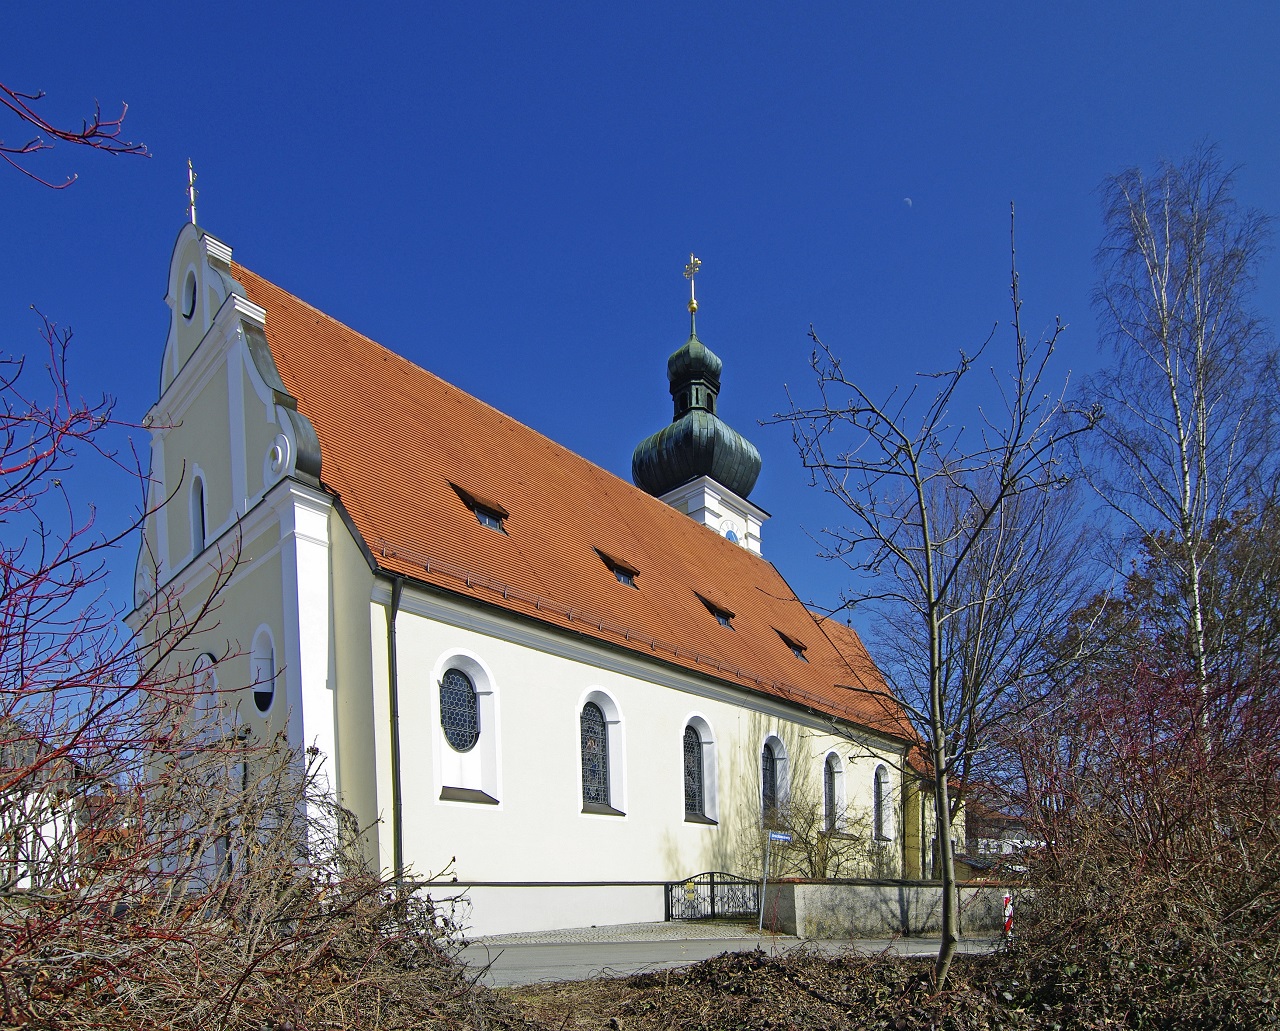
xmin=130 ymin=222 xmax=939 ymax=936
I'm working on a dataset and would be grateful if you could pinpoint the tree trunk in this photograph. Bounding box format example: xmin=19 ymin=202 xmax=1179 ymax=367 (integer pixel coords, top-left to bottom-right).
xmin=932 ymin=743 xmax=959 ymax=987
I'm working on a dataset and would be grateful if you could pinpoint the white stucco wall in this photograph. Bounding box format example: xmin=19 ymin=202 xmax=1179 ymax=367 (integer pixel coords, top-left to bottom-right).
xmin=369 ymin=584 xmax=909 ymax=934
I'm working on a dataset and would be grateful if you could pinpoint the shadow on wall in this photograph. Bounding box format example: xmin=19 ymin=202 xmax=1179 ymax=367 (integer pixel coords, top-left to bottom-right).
xmin=659 ymin=711 xmax=902 ymax=884
xmin=764 ymin=881 xmax=1009 ymax=938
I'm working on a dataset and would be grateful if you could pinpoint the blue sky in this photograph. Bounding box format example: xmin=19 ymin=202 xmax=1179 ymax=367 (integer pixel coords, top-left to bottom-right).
xmin=4 ymin=3 xmax=1279 ymax=627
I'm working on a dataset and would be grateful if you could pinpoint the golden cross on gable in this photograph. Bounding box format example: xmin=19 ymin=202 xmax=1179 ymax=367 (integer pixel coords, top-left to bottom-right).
xmin=683 ymin=253 xmax=701 ymax=313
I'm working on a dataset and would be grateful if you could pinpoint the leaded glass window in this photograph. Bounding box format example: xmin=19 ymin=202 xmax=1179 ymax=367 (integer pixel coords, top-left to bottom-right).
xmin=761 ymin=741 xmax=778 ymax=817
xmin=581 ymin=702 xmax=608 ymax=805
xmin=683 ymin=725 xmax=704 ymax=816
xmin=824 ymin=754 xmax=839 ymax=832
xmin=440 ymin=668 xmax=479 ymax=752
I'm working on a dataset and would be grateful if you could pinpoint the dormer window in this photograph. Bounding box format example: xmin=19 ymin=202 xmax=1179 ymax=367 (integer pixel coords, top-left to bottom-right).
xmin=595 ymin=549 xmax=638 ymax=588
xmin=450 ymin=483 xmax=509 ymax=535
xmin=697 ymin=594 xmax=734 ymax=629
xmin=474 ymin=506 xmax=504 ymax=532
xmin=777 ymin=630 xmax=808 ymax=662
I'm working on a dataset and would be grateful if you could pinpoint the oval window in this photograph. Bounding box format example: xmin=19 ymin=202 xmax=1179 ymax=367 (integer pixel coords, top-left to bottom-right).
xmin=440 ymin=668 xmax=479 ymax=752
xmin=182 ymin=271 xmax=197 ymax=320
xmin=251 ymin=633 xmax=275 ymax=714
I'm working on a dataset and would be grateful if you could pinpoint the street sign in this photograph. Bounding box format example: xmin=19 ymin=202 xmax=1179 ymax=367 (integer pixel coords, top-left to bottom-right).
xmin=768 ymin=830 xmax=793 ymax=843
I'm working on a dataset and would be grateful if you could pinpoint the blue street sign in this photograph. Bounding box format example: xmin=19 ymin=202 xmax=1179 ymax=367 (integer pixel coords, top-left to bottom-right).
xmin=768 ymin=830 xmax=793 ymax=843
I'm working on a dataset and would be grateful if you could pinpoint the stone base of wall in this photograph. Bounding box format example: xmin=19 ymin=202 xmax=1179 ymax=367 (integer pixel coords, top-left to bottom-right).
xmin=762 ymin=881 xmax=1010 ymax=938
xmin=423 ymin=882 xmax=666 ymax=938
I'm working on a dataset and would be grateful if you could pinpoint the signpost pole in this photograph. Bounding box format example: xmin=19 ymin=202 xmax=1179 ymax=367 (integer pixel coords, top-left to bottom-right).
xmin=758 ymin=830 xmax=792 ymax=931
xmin=758 ymin=835 xmax=771 ymax=931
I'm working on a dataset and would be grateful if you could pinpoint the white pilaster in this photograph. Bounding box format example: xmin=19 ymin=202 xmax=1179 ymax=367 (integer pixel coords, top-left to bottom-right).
xmin=276 ymin=482 xmax=338 ymax=791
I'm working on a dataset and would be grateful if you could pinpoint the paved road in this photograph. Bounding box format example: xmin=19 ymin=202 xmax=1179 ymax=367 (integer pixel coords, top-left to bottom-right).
xmin=461 ymin=923 xmax=1000 ymax=987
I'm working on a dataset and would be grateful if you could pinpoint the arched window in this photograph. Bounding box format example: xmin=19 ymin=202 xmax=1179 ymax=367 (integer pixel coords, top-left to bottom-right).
xmin=683 ymin=725 xmax=704 ymax=817
xmin=873 ymin=764 xmax=892 ymax=839
xmin=250 ymin=629 xmax=276 ymax=714
xmin=439 ymin=668 xmax=479 ymax=752
xmin=182 ymin=270 xmax=197 ymax=320
xmin=581 ymin=702 xmax=609 ymax=806
xmin=433 ymin=652 xmax=500 ymax=805
xmin=192 ymin=651 xmax=218 ymax=733
xmin=760 ymin=736 xmax=789 ymax=823
xmin=682 ymin=715 xmax=717 ymax=823
xmin=761 ymin=741 xmax=778 ymax=818
xmin=191 ymin=474 xmax=207 ymax=555
xmin=824 ymin=754 xmax=840 ymax=832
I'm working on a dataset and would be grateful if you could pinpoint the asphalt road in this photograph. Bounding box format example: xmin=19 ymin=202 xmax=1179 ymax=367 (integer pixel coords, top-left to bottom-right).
xmin=462 ymin=932 xmax=998 ymax=987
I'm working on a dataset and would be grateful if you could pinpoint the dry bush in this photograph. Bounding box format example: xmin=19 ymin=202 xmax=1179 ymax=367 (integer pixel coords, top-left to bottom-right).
xmin=1008 ymin=665 xmax=1280 ymax=1027
xmin=737 ymin=783 xmax=885 ymax=881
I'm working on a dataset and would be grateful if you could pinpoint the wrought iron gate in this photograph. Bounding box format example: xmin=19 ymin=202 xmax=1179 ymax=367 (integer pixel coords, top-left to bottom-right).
xmin=664 ymin=871 xmax=760 ymax=921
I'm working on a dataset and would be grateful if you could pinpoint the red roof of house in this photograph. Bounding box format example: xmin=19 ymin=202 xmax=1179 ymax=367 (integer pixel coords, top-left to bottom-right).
xmin=233 ymin=263 xmax=914 ymax=742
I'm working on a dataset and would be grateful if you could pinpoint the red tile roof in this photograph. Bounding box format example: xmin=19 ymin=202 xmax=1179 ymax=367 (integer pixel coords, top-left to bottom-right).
xmin=233 ymin=263 xmax=914 ymax=743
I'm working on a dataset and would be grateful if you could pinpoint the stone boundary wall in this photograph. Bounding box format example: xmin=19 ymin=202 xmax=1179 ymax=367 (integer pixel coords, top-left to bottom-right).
xmin=762 ymin=880 xmax=1012 ymax=938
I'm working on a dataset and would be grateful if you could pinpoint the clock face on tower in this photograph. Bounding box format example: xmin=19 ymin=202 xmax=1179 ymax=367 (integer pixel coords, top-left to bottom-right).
xmin=720 ymin=519 xmax=740 ymax=544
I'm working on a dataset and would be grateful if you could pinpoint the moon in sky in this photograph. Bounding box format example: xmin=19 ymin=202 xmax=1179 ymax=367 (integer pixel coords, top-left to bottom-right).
xmin=903 ymin=197 xmax=913 ymax=207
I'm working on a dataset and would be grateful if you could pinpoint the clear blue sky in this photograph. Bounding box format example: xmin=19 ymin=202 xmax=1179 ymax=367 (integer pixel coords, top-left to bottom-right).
xmin=4 ymin=3 xmax=1279 ymax=627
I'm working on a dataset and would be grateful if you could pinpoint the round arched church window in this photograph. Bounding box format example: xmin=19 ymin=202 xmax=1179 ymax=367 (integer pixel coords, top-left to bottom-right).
xmin=440 ymin=668 xmax=480 ymax=752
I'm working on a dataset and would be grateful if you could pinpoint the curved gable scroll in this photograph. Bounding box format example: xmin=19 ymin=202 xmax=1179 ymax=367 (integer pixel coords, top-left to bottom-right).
xmin=242 ymin=324 xmax=322 ymax=485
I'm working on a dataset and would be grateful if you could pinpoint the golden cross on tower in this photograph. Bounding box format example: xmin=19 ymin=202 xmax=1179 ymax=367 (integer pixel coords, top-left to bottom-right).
xmin=186 ymin=159 xmax=198 ymax=225
xmin=683 ymin=253 xmax=702 ymax=315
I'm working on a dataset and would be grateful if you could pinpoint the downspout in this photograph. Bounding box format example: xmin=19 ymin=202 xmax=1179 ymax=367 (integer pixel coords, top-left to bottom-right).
xmin=387 ymin=576 xmax=405 ymax=880
xmin=900 ymin=762 xmax=908 ymax=878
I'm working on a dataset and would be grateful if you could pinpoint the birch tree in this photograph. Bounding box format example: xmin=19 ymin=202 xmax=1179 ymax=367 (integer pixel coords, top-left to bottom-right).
xmin=1085 ymin=145 xmax=1276 ymax=705
xmin=775 ymin=212 xmax=1098 ymax=986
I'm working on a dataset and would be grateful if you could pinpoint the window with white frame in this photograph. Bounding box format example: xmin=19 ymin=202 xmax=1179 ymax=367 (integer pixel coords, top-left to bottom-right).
xmin=682 ymin=716 xmax=718 ymax=823
xmin=580 ymin=690 xmax=625 ymax=816
xmin=190 ymin=473 xmax=207 ymax=556
xmin=823 ymin=752 xmax=845 ymax=832
xmin=434 ymin=653 xmax=499 ymax=805
xmin=191 ymin=651 xmax=219 ymax=735
xmin=249 ymin=628 xmax=276 ymax=714
xmin=761 ymin=735 xmax=788 ymax=822
xmin=873 ymin=764 xmax=894 ymax=839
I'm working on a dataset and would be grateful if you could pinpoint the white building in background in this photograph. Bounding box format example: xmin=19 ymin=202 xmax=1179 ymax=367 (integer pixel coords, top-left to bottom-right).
xmin=130 ymin=222 xmax=936 ymax=936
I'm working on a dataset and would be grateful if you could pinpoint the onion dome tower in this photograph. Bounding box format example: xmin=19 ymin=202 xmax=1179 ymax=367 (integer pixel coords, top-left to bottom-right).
xmin=632 ymin=255 xmax=768 ymax=554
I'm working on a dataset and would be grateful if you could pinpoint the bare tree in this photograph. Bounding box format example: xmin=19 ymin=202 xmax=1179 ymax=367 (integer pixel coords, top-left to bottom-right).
xmin=0 ymin=317 xmax=488 ymax=1029
xmin=1085 ymin=145 xmax=1276 ymax=707
xmin=774 ymin=211 xmax=1098 ymax=986
xmin=1 ymin=81 xmax=148 ymax=187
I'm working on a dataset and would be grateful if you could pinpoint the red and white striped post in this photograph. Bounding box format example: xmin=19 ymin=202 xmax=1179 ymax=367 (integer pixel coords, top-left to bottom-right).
xmin=1003 ymin=891 xmax=1014 ymax=939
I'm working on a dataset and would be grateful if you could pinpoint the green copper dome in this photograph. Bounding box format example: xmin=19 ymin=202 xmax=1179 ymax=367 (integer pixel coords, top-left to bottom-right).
xmin=632 ymin=327 xmax=762 ymax=499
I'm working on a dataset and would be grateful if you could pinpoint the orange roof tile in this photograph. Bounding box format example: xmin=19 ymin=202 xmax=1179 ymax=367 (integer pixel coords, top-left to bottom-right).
xmin=232 ymin=263 xmax=914 ymax=743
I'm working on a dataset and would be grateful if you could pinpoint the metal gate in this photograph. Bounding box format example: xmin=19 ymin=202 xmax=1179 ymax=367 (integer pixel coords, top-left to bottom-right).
xmin=664 ymin=871 xmax=760 ymax=921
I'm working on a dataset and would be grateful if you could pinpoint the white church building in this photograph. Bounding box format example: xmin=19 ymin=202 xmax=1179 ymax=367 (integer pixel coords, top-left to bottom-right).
xmin=131 ymin=222 xmax=937 ymax=936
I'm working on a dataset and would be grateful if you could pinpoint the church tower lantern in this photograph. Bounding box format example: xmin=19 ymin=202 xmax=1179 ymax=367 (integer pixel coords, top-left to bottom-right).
xmin=632 ymin=255 xmax=768 ymax=554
